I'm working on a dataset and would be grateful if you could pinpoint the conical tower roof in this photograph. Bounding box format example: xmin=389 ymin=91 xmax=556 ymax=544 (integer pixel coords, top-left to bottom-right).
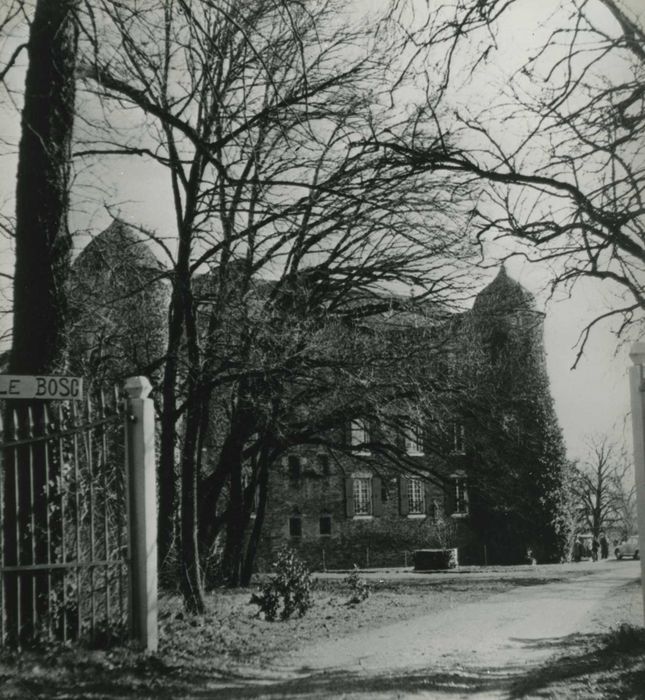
xmin=74 ymin=218 xmax=162 ymax=273
xmin=472 ymin=265 xmax=534 ymax=314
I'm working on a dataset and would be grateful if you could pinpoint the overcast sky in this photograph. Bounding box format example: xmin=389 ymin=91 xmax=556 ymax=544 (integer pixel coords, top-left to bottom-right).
xmin=0 ymin=0 xmax=642 ymax=466
xmin=475 ymin=0 xmax=644 ymax=465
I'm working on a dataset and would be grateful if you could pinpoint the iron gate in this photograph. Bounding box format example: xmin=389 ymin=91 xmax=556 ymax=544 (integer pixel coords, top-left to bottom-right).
xmin=0 ymin=388 xmax=129 ymax=645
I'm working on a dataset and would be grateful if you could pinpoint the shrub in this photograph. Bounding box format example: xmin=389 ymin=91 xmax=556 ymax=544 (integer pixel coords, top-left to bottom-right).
xmin=604 ymin=623 xmax=645 ymax=653
xmin=250 ymin=548 xmax=313 ymax=621
xmin=345 ymin=565 xmax=369 ymax=605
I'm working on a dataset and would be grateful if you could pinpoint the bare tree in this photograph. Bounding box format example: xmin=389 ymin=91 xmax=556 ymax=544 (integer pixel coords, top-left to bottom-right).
xmin=74 ymin=0 xmax=476 ymax=610
xmin=0 ymin=2 xmax=29 ymax=347
xmin=371 ymin=0 xmax=645 ymax=360
xmin=573 ymin=435 xmax=635 ymax=540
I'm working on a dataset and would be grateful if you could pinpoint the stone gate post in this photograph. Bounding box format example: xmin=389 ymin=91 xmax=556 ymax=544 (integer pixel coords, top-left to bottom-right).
xmin=124 ymin=376 xmax=158 ymax=651
xmin=628 ymin=343 xmax=645 ymax=624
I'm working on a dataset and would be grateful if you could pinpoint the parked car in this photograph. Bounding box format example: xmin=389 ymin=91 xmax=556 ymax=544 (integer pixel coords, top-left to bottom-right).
xmin=614 ymin=536 xmax=640 ymax=560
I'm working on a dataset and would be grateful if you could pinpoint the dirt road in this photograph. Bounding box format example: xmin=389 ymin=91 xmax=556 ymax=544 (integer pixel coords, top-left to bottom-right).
xmin=287 ymin=561 xmax=641 ymax=675
xmin=256 ymin=560 xmax=642 ymax=699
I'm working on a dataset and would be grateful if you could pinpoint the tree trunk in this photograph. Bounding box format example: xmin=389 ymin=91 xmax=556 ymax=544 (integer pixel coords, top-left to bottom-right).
xmin=178 ymin=260 xmax=208 ymax=613
xmin=178 ymin=381 xmax=205 ymax=614
xmin=10 ymin=0 xmax=77 ymax=375
xmin=240 ymin=455 xmax=270 ymax=586
xmin=3 ymin=0 xmax=78 ymax=644
xmin=220 ymin=456 xmax=245 ymax=587
xmin=197 ymin=419 xmax=246 ymax=554
xmin=157 ymin=298 xmax=184 ymax=574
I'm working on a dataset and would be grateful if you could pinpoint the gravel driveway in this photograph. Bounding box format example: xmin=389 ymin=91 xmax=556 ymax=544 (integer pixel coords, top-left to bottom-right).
xmin=269 ymin=560 xmax=642 ymax=698
xmin=288 ymin=561 xmax=641 ymax=674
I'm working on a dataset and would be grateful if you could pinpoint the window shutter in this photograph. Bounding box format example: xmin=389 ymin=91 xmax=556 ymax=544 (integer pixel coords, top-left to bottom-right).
xmin=396 ymin=425 xmax=405 ymax=451
xmin=399 ymin=477 xmax=409 ymax=516
xmin=424 ymin=481 xmax=433 ymax=516
xmin=372 ymin=476 xmax=383 ymax=516
xmin=444 ymin=478 xmax=456 ymax=515
xmin=421 ymin=427 xmax=429 ymax=455
xmin=344 ymin=420 xmax=352 ymax=447
xmin=368 ymin=418 xmax=378 ymax=444
xmin=345 ymin=477 xmax=355 ymax=517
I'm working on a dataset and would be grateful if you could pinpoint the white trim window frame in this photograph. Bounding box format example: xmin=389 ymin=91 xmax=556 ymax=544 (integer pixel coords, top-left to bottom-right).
xmin=452 ymin=422 xmax=466 ymax=454
xmin=407 ymin=477 xmax=426 ymax=516
xmin=350 ymin=419 xmax=370 ymax=454
xmin=353 ymin=476 xmax=372 ymax=516
xmin=405 ymin=425 xmax=424 ymax=455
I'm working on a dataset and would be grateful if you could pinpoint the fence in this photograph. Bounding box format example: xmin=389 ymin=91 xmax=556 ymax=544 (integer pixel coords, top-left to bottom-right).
xmin=0 ymin=377 xmax=157 ymax=649
xmin=0 ymin=388 xmax=127 ymax=645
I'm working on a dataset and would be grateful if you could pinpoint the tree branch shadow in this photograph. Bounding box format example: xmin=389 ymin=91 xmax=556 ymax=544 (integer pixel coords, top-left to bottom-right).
xmin=506 ymin=627 xmax=645 ymax=699
xmin=4 ymin=627 xmax=645 ymax=699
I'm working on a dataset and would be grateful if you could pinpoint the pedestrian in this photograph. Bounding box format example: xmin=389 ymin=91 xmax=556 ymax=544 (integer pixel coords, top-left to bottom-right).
xmin=591 ymin=536 xmax=599 ymax=562
xmin=526 ymin=547 xmax=537 ymax=565
xmin=572 ymin=536 xmax=582 ymax=563
xmin=600 ymin=532 xmax=609 ymax=560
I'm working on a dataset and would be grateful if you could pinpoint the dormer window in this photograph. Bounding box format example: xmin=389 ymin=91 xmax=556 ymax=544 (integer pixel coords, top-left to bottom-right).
xmin=452 ymin=422 xmax=466 ymax=454
xmin=350 ymin=420 xmax=370 ymax=454
xmin=405 ymin=425 xmax=424 ymax=455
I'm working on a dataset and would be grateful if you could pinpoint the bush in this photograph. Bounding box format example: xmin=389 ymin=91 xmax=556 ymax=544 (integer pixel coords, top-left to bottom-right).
xmin=604 ymin=623 xmax=645 ymax=653
xmin=250 ymin=548 xmax=313 ymax=621
xmin=345 ymin=565 xmax=369 ymax=605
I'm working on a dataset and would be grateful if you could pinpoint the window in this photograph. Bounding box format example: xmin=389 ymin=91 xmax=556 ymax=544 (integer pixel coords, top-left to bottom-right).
xmin=452 ymin=422 xmax=466 ymax=454
xmin=452 ymin=476 xmax=469 ymax=516
xmin=350 ymin=420 xmax=369 ymax=453
xmin=288 ymin=455 xmax=301 ymax=480
xmin=353 ymin=477 xmax=372 ymax=515
xmin=317 ymin=454 xmax=330 ymax=476
xmin=289 ymin=511 xmax=302 ymax=537
xmin=319 ymin=515 xmax=332 ymax=536
xmin=405 ymin=425 xmax=424 ymax=455
xmin=407 ymin=477 xmax=425 ymax=514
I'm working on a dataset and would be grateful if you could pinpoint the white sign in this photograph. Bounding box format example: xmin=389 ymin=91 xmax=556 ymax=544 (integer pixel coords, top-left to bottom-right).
xmin=0 ymin=375 xmax=83 ymax=400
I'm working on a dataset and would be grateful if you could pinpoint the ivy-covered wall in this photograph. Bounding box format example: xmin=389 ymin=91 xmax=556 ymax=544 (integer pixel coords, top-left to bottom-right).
xmin=257 ymin=266 xmax=569 ymax=569
xmin=458 ymin=267 xmax=568 ymax=564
